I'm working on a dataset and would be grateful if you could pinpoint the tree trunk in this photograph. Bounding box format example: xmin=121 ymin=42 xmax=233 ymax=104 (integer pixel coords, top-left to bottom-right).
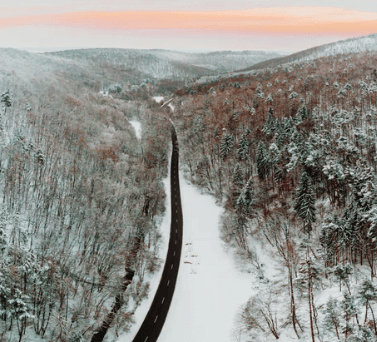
xmin=333 ymin=319 xmax=340 ymax=341
xmin=289 ymin=266 xmax=300 ymax=338
xmin=369 ymin=302 xmax=377 ymax=335
xmin=90 ymin=268 xmax=134 ymax=342
xmin=365 ymin=299 xmax=369 ymax=324
xmin=308 ymin=248 xmax=316 ymax=342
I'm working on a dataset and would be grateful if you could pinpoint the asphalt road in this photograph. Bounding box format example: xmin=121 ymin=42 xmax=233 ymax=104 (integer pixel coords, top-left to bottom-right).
xmin=132 ymin=126 xmax=183 ymax=342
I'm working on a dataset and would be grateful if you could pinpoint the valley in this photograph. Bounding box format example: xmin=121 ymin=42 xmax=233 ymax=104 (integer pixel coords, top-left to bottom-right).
xmin=1 ymin=31 xmax=377 ymax=342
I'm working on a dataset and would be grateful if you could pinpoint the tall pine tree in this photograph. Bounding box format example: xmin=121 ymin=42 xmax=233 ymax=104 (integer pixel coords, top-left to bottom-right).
xmin=220 ymin=132 xmax=234 ymax=160
xmin=294 ymin=171 xmax=316 ymax=234
xmin=237 ymin=133 xmax=249 ymax=161
xmin=262 ymin=107 xmax=277 ymax=137
xmin=256 ymin=141 xmax=270 ymax=180
xmin=1 ymin=90 xmax=11 ymax=115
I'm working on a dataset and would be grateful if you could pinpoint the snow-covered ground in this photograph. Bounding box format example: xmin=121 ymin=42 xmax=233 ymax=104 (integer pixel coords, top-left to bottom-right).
xmin=167 ymin=103 xmax=174 ymax=112
xmin=158 ymin=175 xmax=254 ymax=342
xmin=119 ymin=171 xmax=255 ymax=342
xmin=119 ymin=95 xmax=255 ymax=342
xmin=129 ymin=120 xmax=142 ymax=139
xmin=152 ymin=96 xmax=164 ymax=103
xmin=99 ymin=90 xmax=113 ymax=98
xmin=152 ymin=96 xmax=174 ymax=112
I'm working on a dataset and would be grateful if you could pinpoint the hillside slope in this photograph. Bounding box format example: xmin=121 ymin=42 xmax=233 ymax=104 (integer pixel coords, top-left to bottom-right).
xmin=172 ymin=50 xmax=377 ymax=341
xmin=238 ymin=33 xmax=377 ymax=72
xmin=46 ymin=48 xmax=213 ymax=82
xmin=153 ymin=50 xmax=282 ymax=73
xmin=0 ymin=47 xmax=172 ymax=342
xmin=45 ymin=48 xmax=282 ymax=82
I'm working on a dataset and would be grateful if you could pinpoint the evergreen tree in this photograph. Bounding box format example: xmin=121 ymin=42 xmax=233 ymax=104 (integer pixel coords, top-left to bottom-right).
xmin=0 ymin=90 xmax=11 ymax=114
xmin=350 ymin=327 xmax=377 ymax=342
xmin=294 ymin=172 xmax=316 ymax=234
xmin=269 ymin=143 xmax=281 ymax=167
xmin=358 ymin=279 xmax=377 ymax=333
xmin=322 ymin=297 xmax=341 ymax=340
xmin=8 ymin=289 xmax=34 ymax=340
xmin=283 ymin=117 xmax=294 ymax=137
xmin=263 ymin=107 xmax=277 ymax=136
xmin=220 ymin=132 xmax=234 ymax=160
xmin=294 ymin=109 xmax=303 ymax=126
xmin=296 ymin=105 xmax=311 ymax=121
xmin=0 ymin=210 xmax=7 ymax=255
xmin=236 ymin=179 xmax=254 ymax=216
xmin=341 ymin=291 xmax=359 ymax=338
xmin=237 ymin=133 xmax=249 ymax=161
xmin=232 ymin=164 xmax=244 ymax=187
xmin=256 ymin=141 xmax=270 ymax=180
xmin=320 ymin=216 xmax=346 ymax=266
xmin=0 ymin=90 xmax=10 ymax=146
xmin=244 ymin=179 xmax=253 ymax=209
xmin=0 ymin=115 xmax=6 ymax=146
xmin=333 ymin=263 xmax=352 ymax=292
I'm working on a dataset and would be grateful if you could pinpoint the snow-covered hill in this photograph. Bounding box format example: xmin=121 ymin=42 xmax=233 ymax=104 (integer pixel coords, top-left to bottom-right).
xmin=239 ymin=33 xmax=377 ymax=72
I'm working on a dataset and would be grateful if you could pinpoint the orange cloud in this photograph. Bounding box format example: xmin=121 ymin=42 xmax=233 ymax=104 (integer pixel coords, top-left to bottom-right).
xmin=1 ymin=7 xmax=377 ymax=35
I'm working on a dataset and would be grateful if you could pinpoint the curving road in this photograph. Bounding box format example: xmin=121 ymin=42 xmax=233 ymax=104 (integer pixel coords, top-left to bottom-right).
xmin=132 ymin=126 xmax=183 ymax=342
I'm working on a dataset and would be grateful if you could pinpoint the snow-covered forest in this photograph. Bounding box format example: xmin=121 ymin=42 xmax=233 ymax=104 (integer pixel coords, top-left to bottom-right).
xmin=1 ymin=32 xmax=377 ymax=342
xmin=0 ymin=52 xmax=173 ymax=341
xmin=46 ymin=49 xmax=282 ymax=82
xmin=240 ymin=33 xmax=377 ymax=72
xmin=172 ymin=50 xmax=377 ymax=341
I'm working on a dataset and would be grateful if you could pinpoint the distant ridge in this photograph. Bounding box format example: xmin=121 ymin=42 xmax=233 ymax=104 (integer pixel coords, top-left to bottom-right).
xmin=46 ymin=48 xmax=282 ymax=77
xmin=237 ymin=33 xmax=377 ymax=72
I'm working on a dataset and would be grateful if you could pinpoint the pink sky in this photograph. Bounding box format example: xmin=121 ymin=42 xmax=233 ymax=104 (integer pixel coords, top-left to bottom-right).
xmin=0 ymin=6 xmax=376 ymax=51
